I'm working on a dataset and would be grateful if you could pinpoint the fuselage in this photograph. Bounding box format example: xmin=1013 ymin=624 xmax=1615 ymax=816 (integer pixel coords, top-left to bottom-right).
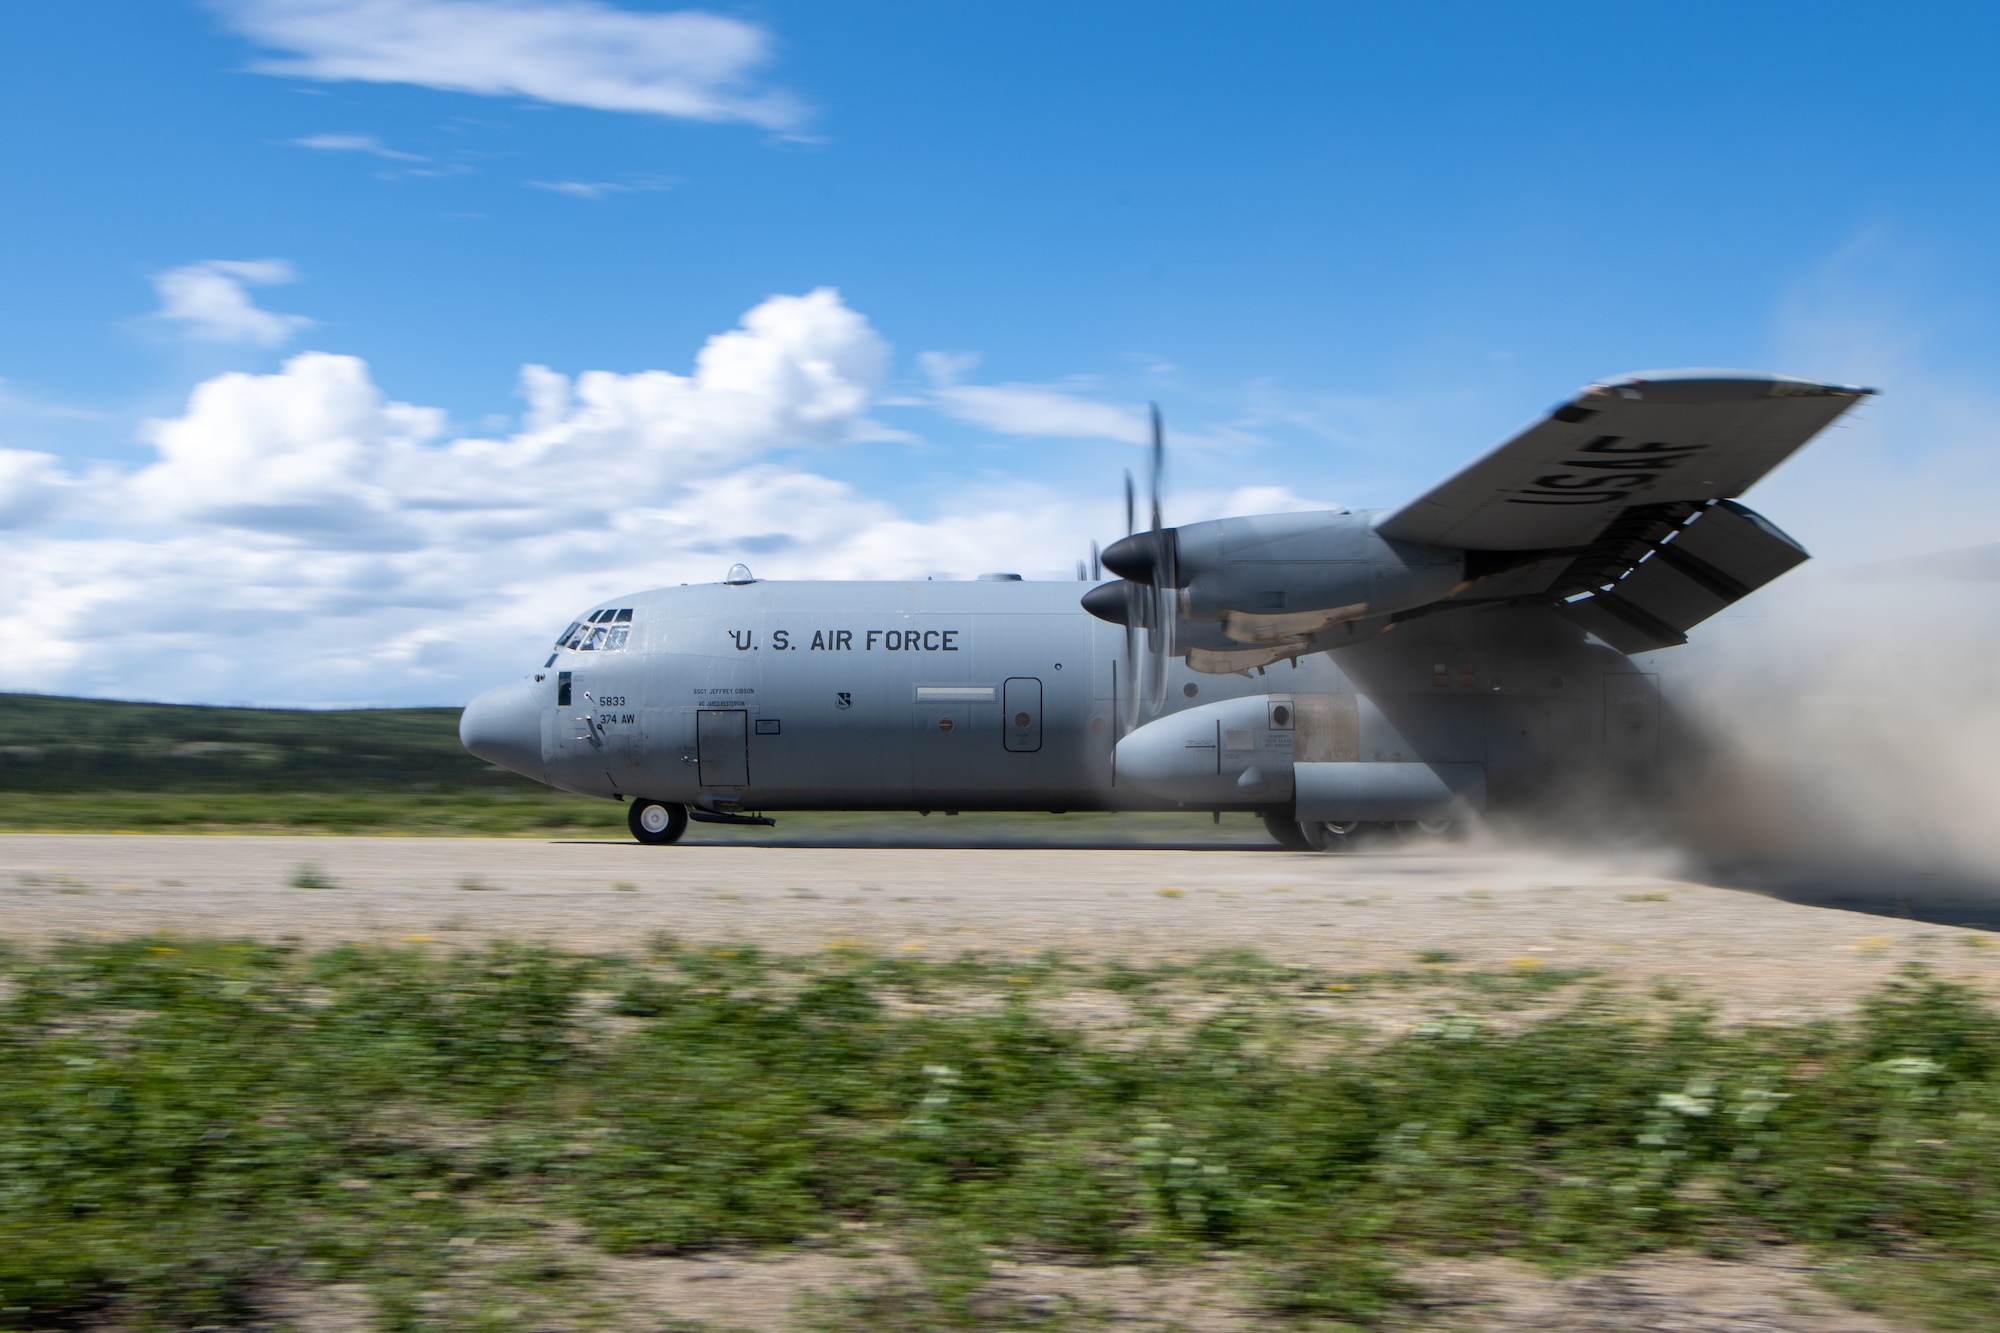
xmin=460 ymin=577 xmax=1653 ymax=818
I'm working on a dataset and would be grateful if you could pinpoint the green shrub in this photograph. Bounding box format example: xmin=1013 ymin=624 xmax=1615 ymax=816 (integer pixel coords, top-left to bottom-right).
xmin=1 ymin=942 xmax=1996 ymax=1328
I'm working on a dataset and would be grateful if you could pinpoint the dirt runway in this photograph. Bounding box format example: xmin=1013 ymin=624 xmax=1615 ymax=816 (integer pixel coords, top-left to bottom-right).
xmin=3 ymin=833 xmax=1994 ymax=1018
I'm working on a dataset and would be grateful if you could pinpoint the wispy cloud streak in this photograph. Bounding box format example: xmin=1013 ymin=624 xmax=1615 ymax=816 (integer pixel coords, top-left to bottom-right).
xmin=214 ymin=0 xmax=807 ymax=129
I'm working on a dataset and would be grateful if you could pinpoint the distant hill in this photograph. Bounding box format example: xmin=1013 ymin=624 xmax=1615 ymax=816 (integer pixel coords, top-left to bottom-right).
xmin=0 ymin=693 xmax=527 ymax=792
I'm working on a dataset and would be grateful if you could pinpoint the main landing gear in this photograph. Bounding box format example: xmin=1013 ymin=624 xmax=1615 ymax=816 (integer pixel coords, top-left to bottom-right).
xmin=628 ymin=799 xmax=689 ymax=846
xmin=1262 ymin=812 xmax=1361 ymax=852
xmin=1261 ymin=812 xmax=1457 ymax=852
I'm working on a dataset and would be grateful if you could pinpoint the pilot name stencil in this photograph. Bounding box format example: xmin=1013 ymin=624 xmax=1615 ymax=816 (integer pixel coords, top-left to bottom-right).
xmin=729 ymin=629 xmax=963 ymax=652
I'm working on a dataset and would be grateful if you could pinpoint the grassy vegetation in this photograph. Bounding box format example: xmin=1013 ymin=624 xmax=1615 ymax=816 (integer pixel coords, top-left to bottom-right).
xmin=1 ymin=938 xmax=1996 ymax=1330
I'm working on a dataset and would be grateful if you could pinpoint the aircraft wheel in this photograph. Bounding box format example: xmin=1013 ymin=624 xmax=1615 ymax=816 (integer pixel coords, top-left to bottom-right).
xmin=1261 ymin=810 xmax=1315 ymax=851
xmin=1264 ymin=812 xmax=1358 ymax=853
xmin=1324 ymin=820 xmax=1363 ymax=846
xmin=1303 ymin=820 xmax=1364 ymax=853
xmin=628 ymin=799 xmax=688 ymax=846
xmin=1395 ymin=818 xmax=1457 ymax=843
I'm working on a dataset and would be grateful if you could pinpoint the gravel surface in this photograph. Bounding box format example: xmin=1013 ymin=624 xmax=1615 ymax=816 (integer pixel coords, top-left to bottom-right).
xmin=3 ymin=834 xmax=1995 ymax=1019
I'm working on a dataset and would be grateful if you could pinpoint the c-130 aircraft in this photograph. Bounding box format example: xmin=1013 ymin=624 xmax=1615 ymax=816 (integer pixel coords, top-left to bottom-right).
xmin=460 ymin=369 xmax=1870 ymax=849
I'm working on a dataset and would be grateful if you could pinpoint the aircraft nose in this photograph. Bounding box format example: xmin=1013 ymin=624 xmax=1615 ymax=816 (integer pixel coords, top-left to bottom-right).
xmin=460 ymin=678 xmax=545 ymax=782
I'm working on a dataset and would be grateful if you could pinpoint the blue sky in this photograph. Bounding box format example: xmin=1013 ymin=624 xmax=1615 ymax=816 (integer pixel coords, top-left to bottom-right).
xmin=3 ymin=1 xmax=1998 ymax=705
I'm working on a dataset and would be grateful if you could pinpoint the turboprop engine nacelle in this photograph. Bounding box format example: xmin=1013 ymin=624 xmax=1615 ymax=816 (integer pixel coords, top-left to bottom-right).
xmin=1093 ymin=510 xmax=1464 ymax=644
xmin=1114 ymin=694 xmax=1485 ymax=822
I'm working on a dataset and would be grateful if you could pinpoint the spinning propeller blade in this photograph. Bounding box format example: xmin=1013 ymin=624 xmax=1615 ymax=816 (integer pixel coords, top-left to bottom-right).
xmin=1095 ymin=419 xmax=1177 ymax=734
xmin=1121 ymin=470 xmax=1138 ymax=732
xmin=1144 ymin=403 xmax=1173 ymax=713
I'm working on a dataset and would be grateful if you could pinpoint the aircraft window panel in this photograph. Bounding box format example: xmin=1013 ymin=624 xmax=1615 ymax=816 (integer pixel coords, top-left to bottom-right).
xmin=604 ymin=626 xmax=629 ymax=650
xmin=554 ymin=623 xmax=580 ymax=647
xmin=557 ymin=671 xmax=572 ymax=707
xmin=614 ymin=608 xmax=633 ymax=622
xmin=582 ymin=627 xmax=605 ymax=650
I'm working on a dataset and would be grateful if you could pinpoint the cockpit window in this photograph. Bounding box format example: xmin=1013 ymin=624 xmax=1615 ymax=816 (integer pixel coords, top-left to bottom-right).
xmin=557 ymin=609 xmax=635 ymax=651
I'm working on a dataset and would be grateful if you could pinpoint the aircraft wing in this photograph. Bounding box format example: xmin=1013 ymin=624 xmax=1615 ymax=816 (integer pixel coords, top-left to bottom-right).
xmin=1374 ymin=370 xmax=1873 ymax=552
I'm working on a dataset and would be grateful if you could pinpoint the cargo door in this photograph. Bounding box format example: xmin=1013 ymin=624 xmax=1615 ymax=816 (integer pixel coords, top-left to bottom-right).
xmin=1003 ymin=677 xmax=1042 ymax=753
xmin=697 ymin=709 xmax=750 ymax=787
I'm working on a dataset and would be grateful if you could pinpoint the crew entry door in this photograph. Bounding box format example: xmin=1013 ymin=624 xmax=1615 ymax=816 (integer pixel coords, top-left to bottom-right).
xmin=697 ymin=709 xmax=750 ymax=786
xmin=1003 ymin=677 xmax=1042 ymax=753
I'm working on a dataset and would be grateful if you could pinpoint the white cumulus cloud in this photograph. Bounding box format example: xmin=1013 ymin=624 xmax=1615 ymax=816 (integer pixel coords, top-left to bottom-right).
xmin=214 ymin=0 xmax=806 ymax=129
xmin=150 ymin=259 xmax=314 ymax=347
xmin=0 ymin=449 xmax=70 ymax=529
xmin=0 ymin=289 xmax=1021 ymax=703
xmin=1 ymin=288 xmax=1318 ymax=705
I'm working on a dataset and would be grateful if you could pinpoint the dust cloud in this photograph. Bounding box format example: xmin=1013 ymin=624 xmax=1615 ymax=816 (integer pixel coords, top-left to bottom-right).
xmin=1657 ymin=553 xmax=2000 ymax=920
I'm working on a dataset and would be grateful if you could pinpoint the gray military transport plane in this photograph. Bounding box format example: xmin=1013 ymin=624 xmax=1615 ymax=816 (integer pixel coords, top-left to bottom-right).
xmin=460 ymin=369 xmax=1870 ymax=849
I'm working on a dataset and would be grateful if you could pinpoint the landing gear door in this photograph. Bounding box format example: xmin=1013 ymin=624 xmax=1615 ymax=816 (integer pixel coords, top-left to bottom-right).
xmin=697 ymin=709 xmax=750 ymax=787
xmin=1003 ymin=677 xmax=1042 ymax=753
xmin=1603 ymin=673 xmax=1659 ymax=770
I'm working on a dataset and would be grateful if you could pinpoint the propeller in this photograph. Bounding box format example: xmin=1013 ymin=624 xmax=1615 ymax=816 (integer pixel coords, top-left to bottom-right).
xmin=1121 ymin=468 xmax=1140 ymax=732
xmin=1141 ymin=404 xmax=1173 ymax=713
xmin=1079 ymin=405 xmax=1181 ymax=733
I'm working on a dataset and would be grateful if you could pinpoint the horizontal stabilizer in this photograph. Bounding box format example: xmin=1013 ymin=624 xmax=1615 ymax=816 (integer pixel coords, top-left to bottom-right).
xmin=1377 ymin=370 xmax=1871 ymax=552
xmin=1556 ymin=500 xmax=1809 ymax=652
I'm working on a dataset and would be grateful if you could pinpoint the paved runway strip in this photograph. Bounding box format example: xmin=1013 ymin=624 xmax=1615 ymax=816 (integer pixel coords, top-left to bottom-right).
xmin=3 ymin=834 xmax=1994 ymax=1019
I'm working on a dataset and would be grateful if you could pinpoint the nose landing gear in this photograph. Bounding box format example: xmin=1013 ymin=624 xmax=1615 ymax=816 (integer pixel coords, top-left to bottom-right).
xmin=629 ymin=799 xmax=689 ymax=846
